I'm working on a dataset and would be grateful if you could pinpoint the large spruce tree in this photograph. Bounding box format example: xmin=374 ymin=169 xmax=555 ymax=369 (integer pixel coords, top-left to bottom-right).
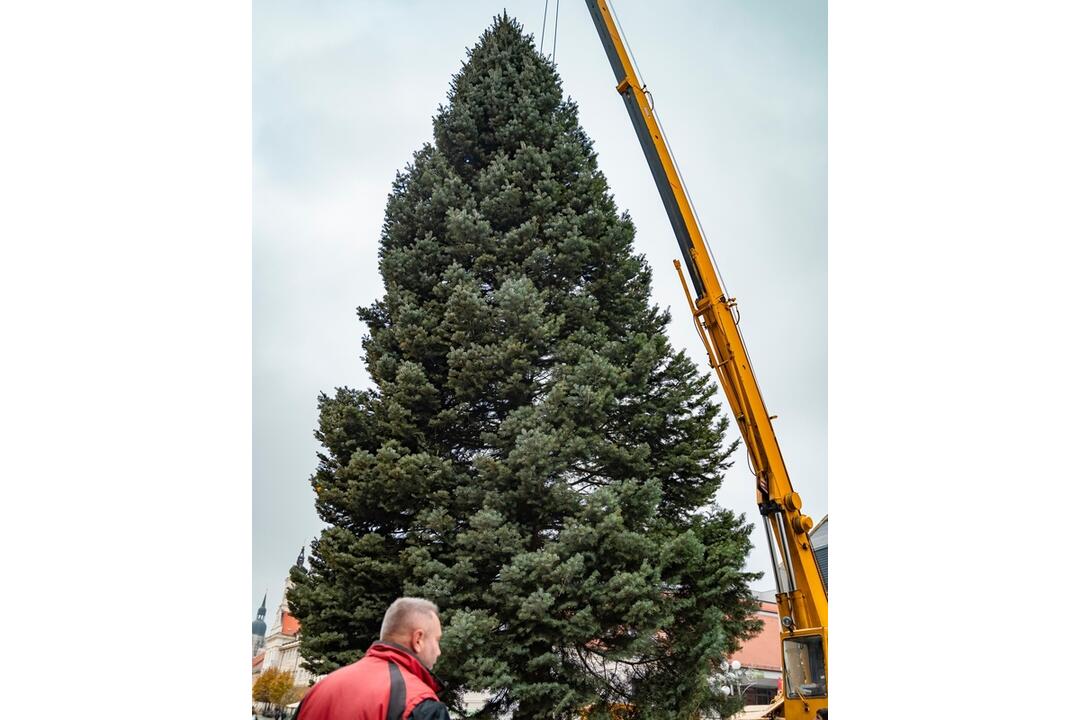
xmin=288 ymin=16 xmax=762 ymax=719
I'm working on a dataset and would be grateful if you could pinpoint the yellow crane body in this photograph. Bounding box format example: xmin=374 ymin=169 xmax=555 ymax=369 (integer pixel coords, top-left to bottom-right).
xmin=583 ymin=2 xmax=828 ymax=717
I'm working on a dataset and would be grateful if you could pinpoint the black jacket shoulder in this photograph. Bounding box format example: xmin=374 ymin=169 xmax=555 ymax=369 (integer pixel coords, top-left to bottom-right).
xmin=408 ymin=698 xmax=451 ymax=720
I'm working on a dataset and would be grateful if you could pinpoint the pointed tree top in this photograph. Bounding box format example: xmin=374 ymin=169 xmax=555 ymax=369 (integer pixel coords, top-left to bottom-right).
xmin=433 ymin=14 xmax=570 ymax=177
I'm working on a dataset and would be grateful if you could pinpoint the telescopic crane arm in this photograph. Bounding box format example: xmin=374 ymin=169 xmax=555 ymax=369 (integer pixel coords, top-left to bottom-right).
xmin=583 ymin=2 xmax=828 ymax=717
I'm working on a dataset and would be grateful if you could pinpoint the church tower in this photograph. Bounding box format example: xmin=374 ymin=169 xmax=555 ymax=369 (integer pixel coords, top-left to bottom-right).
xmin=251 ymin=591 xmax=267 ymax=656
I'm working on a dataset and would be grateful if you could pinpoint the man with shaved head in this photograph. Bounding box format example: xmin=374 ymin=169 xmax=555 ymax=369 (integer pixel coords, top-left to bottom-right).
xmin=296 ymin=598 xmax=449 ymax=720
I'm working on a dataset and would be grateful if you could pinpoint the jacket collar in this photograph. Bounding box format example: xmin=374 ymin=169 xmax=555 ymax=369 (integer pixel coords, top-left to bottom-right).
xmin=365 ymin=641 xmax=444 ymax=694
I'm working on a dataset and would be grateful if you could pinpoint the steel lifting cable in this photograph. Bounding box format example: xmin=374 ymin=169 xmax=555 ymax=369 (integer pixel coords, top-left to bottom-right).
xmin=653 ymin=94 xmax=735 ymax=304
xmin=540 ymin=0 xmax=560 ymax=63
xmin=551 ymin=0 xmax=560 ymax=63
xmin=609 ymin=0 xmax=642 ymax=86
xmin=540 ymin=0 xmax=549 ymax=55
xmin=653 ymin=82 xmax=776 ymax=411
xmin=610 ymin=1 xmax=734 ymax=306
xmin=611 ymin=4 xmax=777 ymax=431
xmin=608 ymin=1 xmax=784 ymax=486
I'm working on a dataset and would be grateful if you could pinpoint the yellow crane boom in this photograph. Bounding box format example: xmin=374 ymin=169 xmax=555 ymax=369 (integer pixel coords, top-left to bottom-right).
xmin=583 ymin=2 xmax=828 ymax=717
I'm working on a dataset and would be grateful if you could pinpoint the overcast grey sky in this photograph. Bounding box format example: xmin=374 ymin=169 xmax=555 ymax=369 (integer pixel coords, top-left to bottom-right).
xmin=253 ymin=0 xmax=826 ymax=621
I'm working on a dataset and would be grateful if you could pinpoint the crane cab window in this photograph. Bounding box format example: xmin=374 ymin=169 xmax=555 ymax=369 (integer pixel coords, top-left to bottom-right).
xmin=783 ymin=635 xmax=827 ymax=699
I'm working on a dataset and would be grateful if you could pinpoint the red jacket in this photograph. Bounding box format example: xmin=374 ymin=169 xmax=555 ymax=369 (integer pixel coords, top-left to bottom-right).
xmin=296 ymin=642 xmax=444 ymax=720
